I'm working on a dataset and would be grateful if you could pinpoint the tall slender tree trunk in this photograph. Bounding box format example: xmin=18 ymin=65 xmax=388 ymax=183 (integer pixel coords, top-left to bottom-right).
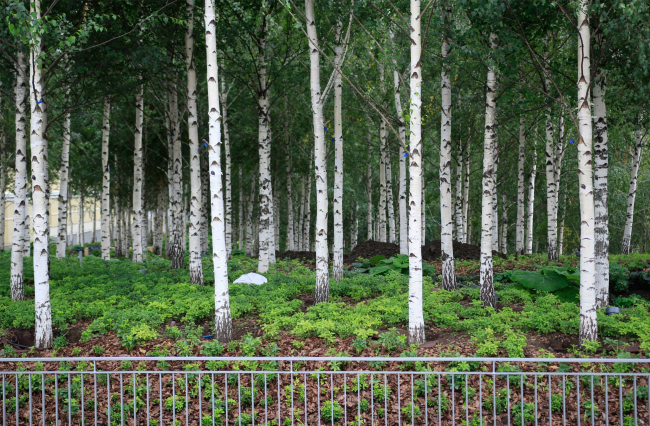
xmin=132 ymin=84 xmax=144 ymax=263
xmin=165 ymin=114 xmax=173 ymax=259
xmin=154 ymin=188 xmax=164 ymax=255
xmin=201 ymin=153 xmax=210 ymax=254
xmin=479 ymin=32 xmax=498 ymax=309
xmin=238 ymin=166 xmax=244 ymax=251
xmin=30 ymin=0 xmax=53 ymax=348
xmin=298 ymin=176 xmax=305 ymax=250
xmin=593 ymin=55 xmax=609 ymax=308
xmin=544 ymin=46 xmax=559 ymax=261
xmin=386 ymin=153 xmax=396 ymax=244
xmin=463 ymin=141 xmax=470 ymax=243
xmin=306 ymin=0 xmax=329 ymax=303
xmin=169 ymin=83 xmax=184 ymax=269
xmin=257 ymin=17 xmax=276 ymax=273
xmin=516 ymin=116 xmax=526 ymax=255
xmin=393 ymin=66 xmax=408 ymax=254
xmin=186 ymin=0 xmax=204 ymax=283
xmin=56 ymin=103 xmax=71 ymax=258
xmin=408 ymin=0 xmax=425 ymax=345
xmin=455 ymin=151 xmax=464 ymax=243
xmin=378 ymin=75 xmax=387 ymax=244
xmin=332 ymin=20 xmax=345 ymax=281
xmin=100 ymin=97 xmax=111 ymax=260
xmin=273 ymin=186 xmax=280 ymax=251
xmin=0 ymin=127 xmax=4 ymax=252
xmin=440 ymin=15 xmax=457 ymax=291
xmin=491 ymin=144 xmax=499 ymax=252
xmin=500 ymin=194 xmax=508 ymax=254
xmin=205 ymin=0 xmax=232 ymax=342
xmin=558 ymin=185 xmax=566 ymax=256
xmin=421 ymin=172 xmax=426 ymax=242
xmin=285 ymin=146 xmax=294 ymax=251
xmin=366 ymin=135 xmax=373 ymax=241
xmin=526 ymin=139 xmax=537 ymax=255
xmin=577 ymin=0 xmax=598 ymax=342
xmin=245 ymin=191 xmax=254 ymax=257
xmin=621 ymin=130 xmax=644 ymax=254
xmin=79 ymin=192 xmax=85 ymax=246
xmin=304 ymin=152 xmax=313 ymax=251
xmin=220 ymin=75 xmax=232 ymax=259
xmin=10 ymin=50 xmax=28 ymax=301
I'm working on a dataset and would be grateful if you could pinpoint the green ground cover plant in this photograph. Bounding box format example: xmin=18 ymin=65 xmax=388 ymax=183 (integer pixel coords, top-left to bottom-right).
xmin=1 ymin=250 xmax=650 ymax=356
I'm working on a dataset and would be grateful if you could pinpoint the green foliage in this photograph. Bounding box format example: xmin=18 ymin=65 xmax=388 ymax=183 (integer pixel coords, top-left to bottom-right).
xmin=201 ymin=340 xmax=225 ymax=356
xmin=321 ymin=400 xmax=343 ymax=423
xmin=610 ymin=263 xmax=631 ymax=293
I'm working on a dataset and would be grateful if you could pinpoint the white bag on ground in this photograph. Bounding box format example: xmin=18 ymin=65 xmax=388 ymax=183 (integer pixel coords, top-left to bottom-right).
xmin=233 ymin=273 xmax=268 ymax=285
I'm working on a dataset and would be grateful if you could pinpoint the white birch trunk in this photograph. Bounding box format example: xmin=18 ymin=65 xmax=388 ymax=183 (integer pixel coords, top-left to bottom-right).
xmin=298 ymin=176 xmax=305 ymax=250
xmin=516 ymin=116 xmax=526 ymax=255
xmin=186 ymin=0 xmax=204 ymax=283
xmin=379 ymin=130 xmax=387 ymax=243
xmin=169 ymin=83 xmax=184 ymax=269
xmin=238 ymin=166 xmax=244 ymax=250
xmin=621 ymin=130 xmax=644 ymax=254
xmin=79 ymin=193 xmax=85 ymax=246
xmin=304 ymin=153 xmax=313 ymax=251
xmin=352 ymin=202 xmax=358 ymax=249
xmin=558 ymin=188 xmax=566 ymax=256
xmin=285 ymin=148 xmax=294 ymax=251
xmin=30 ymin=0 xmax=53 ymax=348
xmin=455 ymin=152 xmax=463 ymax=243
xmin=421 ymin=172 xmax=426 ymax=242
xmin=463 ymin=141 xmax=470 ymax=243
xmin=56 ymin=103 xmax=71 ymax=259
xmin=366 ymin=136 xmax=373 ymax=241
xmin=440 ymin=21 xmax=457 ymax=290
xmin=577 ymin=1 xmax=598 ymax=342
xmin=274 ymin=187 xmax=280 ymax=252
xmin=500 ymin=193 xmax=508 ymax=254
xmin=544 ymin=49 xmax=559 ymax=261
xmin=332 ymin=20 xmax=345 ymax=281
xmin=220 ymin=74 xmax=232 ymax=259
xmin=491 ymin=144 xmax=499 ymax=252
xmin=386 ymin=152 xmax=396 ymax=244
xmin=393 ymin=69 xmax=408 ymax=254
xmin=245 ymin=189 xmax=254 ymax=257
xmin=100 ymin=97 xmax=111 ymax=260
xmin=526 ymin=138 xmax=537 ymax=255
xmin=593 ymin=64 xmax=609 ymax=308
xmin=306 ymin=0 xmax=329 ymax=302
xmin=256 ymin=19 xmax=275 ymax=273
xmin=154 ymin=189 xmax=164 ymax=255
xmin=10 ymin=50 xmax=28 ymax=301
xmin=205 ymin=1 xmax=232 ymax=341
xmin=132 ymin=84 xmax=144 ymax=263
xmin=201 ymin=153 xmax=210 ymax=254
xmin=479 ymin=32 xmax=498 ymax=309
xmin=408 ymin=0 xmax=425 ymax=345
xmin=24 ymin=199 xmax=31 ymax=257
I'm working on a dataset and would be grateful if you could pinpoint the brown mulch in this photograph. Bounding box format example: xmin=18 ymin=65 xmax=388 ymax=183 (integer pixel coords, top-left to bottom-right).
xmin=343 ymin=240 xmax=401 ymax=263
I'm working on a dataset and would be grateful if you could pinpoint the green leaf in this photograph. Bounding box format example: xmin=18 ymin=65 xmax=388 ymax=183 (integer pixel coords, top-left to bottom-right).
xmin=369 ymin=255 xmax=386 ymax=266
xmin=369 ymin=265 xmax=391 ymax=276
xmin=509 ymin=270 xmax=569 ymax=292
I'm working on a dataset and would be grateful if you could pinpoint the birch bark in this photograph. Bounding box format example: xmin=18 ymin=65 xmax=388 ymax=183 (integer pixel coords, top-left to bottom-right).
xmin=114 ymin=197 xmax=122 ymax=258
xmin=306 ymin=0 xmax=329 ymax=303
xmin=285 ymin=147 xmax=294 ymax=251
xmin=479 ymin=32 xmax=498 ymax=309
xmin=238 ymin=166 xmax=244 ymax=250
xmin=245 ymin=189 xmax=253 ymax=257
xmin=186 ymin=0 xmax=204 ymax=283
xmin=332 ymin=19 xmax=345 ymax=282
xmin=621 ymin=130 xmax=644 ymax=254
xmin=491 ymin=144 xmax=499 ymax=252
xmin=593 ymin=61 xmax=609 ymax=308
xmin=154 ymin=189 xmax=164 ymax=255
xmin=393 ymin=67 xmax=408 ymax=254
xmin=304 ymin=153 xmax=313 ymax=251
xmin=379 ymin=67 xmax=387 ymax=244
xmin=205 ymin=0 xmax=232 ymax=342
xmin=544 ymin=46 xmax=559 ymax=261
xmin=366 ymin=134 xmax=373 ymax=241
xmin=386 ymin=152 xmax=396 ymax=244
xmin=79 ymin=192 xmax=85 ymax=246
xmin=577 ymin=0 xmax=598 ymax=342
xmin=10 ymin=50 xmax=28 ymax=301
xmin=516 ymin=116 xmax=526 ymax=255
xmin=463 ymin=141 xmax=470 ymax=242
xmin=455 ymin=152 xmax=463 ymax=243
xmin=257 ymin=17 xmax=275 ymax=273
xmin=220 ymin=74 xmax=232 ymax=259
xmin=56 ymin=99 xmax=71 ymax=258
xmin=30 ymin=0 xmax=53 ymax=348
xmin=298 ymin=176 xmax=305 ymax=250
xmin=201 ymin=153 xmax=210 ymax=254
xmin=500 ymin=193 xmax=508 ymax=254
xmin=169 ymin=83 xmax=184 ymax=269
xmin=100 ymin=97 xmax=111 ymax=260
xmin=408 ymin=0 xmax=425 ymax=345
xmin=526 ymin=138 xmax=537 ymax=254
xmin=132 ymin=84 xmax=144 ymax=263
xmin=440 ymin=18 xmax=457 ymax=291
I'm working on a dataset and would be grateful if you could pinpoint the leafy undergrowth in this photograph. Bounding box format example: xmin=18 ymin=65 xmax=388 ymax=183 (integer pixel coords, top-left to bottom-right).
xmin=1 ymin=250 xmax=650 ymax=359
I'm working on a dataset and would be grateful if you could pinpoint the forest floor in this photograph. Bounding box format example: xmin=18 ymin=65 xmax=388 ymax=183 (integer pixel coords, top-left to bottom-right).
xmin=1 ymin=249 xmax=650 ymax=424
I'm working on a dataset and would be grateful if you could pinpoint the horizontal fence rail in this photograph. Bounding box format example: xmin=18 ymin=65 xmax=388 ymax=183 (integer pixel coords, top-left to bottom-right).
xmin=1 ymin=357 xmax=649 ymax=425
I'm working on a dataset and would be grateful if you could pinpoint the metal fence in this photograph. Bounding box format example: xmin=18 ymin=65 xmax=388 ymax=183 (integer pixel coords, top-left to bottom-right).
xmin=1 ymin=356 xmax=649 ymax=425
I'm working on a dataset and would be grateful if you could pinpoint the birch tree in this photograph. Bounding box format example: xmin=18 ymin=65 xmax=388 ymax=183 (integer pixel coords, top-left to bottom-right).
xmin=220 ymin=74 xmax=232 ymax=259
xmin=526 ymin=138 xmax=537 ymax=255
xmin=515 ymin=116 xmax=525 ymax=254
xmin=285 ymin=146 xmax=294 ymax=251
xmin=30 ymin=0 xmax=52 ymax=349
xmin=544 ymin=44 xmax=559 ymax=261
xmin=205 ymin=0 xmax=232 ymax=342
xmin=621 ymin=129 xmax=645 ymax=254
xmin=186 ymin=0 xmax=204 ymax=284
xmin=10 ymin=50 xmax=28 ymax=301
xmin=392 ymin=59 xmax=408 ymax=254
xmin=132 ymin=84 xmax=144 ymax=263
xmin=305 ymin=0 xmax=329 ymax=303
xmin=366 ymin=135 xmax=373 ymax=240
xmin=479 ymin=32 xmax=498 ymax=309
xmin=100 ymin=97 xmax=111 ymax=260
xmin=576 ymin=0 xmax=597 ymax=342
xmin=440 ymin=5 xmax=457 ymax=291
xmin=169 ymin=83 xmax=184 ymax=269
xmin=332 ymin=19 xmax=345 ymax=282
xmin=592 ymin=48 xmax=609 ymax=308
xmin=408 ymin=0 xmax=425 ymax=345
